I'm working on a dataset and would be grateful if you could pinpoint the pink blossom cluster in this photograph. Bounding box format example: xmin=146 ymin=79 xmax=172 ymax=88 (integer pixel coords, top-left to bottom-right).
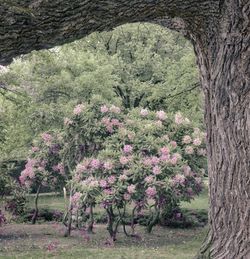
xmin=140 ymin=109 xmax=149 ymax=116
xmin=193 ymin=138 xmax=202 ymax=146
xmin=119 ymin=156 xmax=132 ymax=165
xmin=103 ymin=161 xmax=113 ymax=170
xmin=145 ymin=186 xmax=157 ymax=198
xmin=119 ymin=174 xmax=128 ymax=181
xmin=172 ymin=174 xmax=186 ymax=186
xmin=64 ymin=117 xmax=73 ymax=126
xmin=182 ymin=135 xmax=192 ymax=144
xmin=160 ymin=146 xmax=170 ymax=155
xmin=73 ymin=104 xmax=84 ymax=115
xmin=19 ymin=159 xmax=36 ymax=184
xmin=185 ymin=146 xmax=194 ymax=154
xmin=107 ymin=175 xmax=116 ymax=185
xmin=41 ymin=132 xmax=52 ymax=143
xmin=127 ymin=184 xmax=136 ymax=194
xmin=145 ymin=175 xmax=154 ymax=183
xmin=153 ymin=166 xmax=161 ymax=175
xmin=71 ymin=192 xmax=82 ymax=207
xmin=52 ymin=163 xmax=64 ymax=175
xmin=100 ymin=105 xmax=109 ymax=113
xmin=91 ymin=159 xmax=101 ymax=169
xmin=175 ymin=112 xmax=184 ymax=125
xmin=123 ymin=144 xmax=133 ymax=154
xmin=31 ymin=146 xmax=40 ymax=152
xmin=99 ymin=179 xmax=108 ymax=188
xmin=109 ymin=105 xmax=121 ymax=114
xmin=101 ymin=117 xmax=122 ymax=133
xmin=156 ymin=110 xmax=167 ymax=121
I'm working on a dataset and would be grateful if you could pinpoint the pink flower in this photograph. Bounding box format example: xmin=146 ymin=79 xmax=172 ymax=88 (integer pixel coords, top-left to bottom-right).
xmin=111 ymin=118 xmax=121 ymax=126
xmin=170 ymin=156 xmax=178 ymax=165
xmin=156 ymin=110 xmax=167 ymax=120
xmin=127 ymin=184 xmax=136 ymax=194
xmin=109 ymin=105 xmax=121 ymax=114
xmin=46 ymin=241 xmax=59 ymax=252
xmin=119 ymin=156 xmax=129 ymax=165
xmin=155 ymin=120 xmax=163 ymax=127
xmin=170 ymin=141 xmax=177 ymax=148
xmin=175 ymin=112 xmax=183 ymax=124
xmin=107 ymin=175 xmax=116 ymax=185
xmin=173 ymin=174 xmax=186 ymax=186
xmin=103 ymin=161 xmax=113 ymax=170
xmin=183 ymin=165 xmax=192 ymax=176
xmin=100 ymin=105 xmax=109 ymax=113
xmin=182 ymin=135 xmax=192 ymax=144
xmin=143 ymin=157 xmax=152 ymax=166
xmin=41 ymin=132 xmax=52 ymax=143
xmin=123 ymin=193 xmax=131 ymax=201
xmin=145 ymin=176 xmax=154 ymax=183
xmin=123 ymin=145 xmax=133 ymax=153
xmin=99 ymin=180 xmax=108 ymax=188
xmin=193 ymin=138 xmax=202 ymax=146
xmin=160 ymin=146 xmax=170 ymax=155
xmin=140 ymin=109 xmax=149 ymax=116
xmin=101 ymin=117 xmax=110 ymax=125
xmin=73 ymin=104 xmax=84 ymax=115
xmin=104 ymin=188 xmax=114 ymax=195
xmin=31 ymin=146 xmax=39 ymax=152
xmin=71 ymin=192 xmax=82 ymax=206
xmin=153 ymin=166 xmax=161 ymax=175
xmin=91 ymin=159 xmax=101 ymax=169
xmin=145 ymin=187 xmax=157 ymax=198
xmin=89 ymin=180 xmax=99 ymax=188
xmin=151 ymin=156 xmax=160 ymax=165
xmin=185 ymin=146 xmax=194 ymax=154
xmin=119 ymin=174 xmax=128 ymax=181
xmin=64 ymin=117 xmax=73 ymax=126
xmin=76 ymin=163 xmax=87 ymax=174
xmin=160 ymin=154 xmax=170 ymax=162
xmin=173 ymin=153 xmax=182 ymax=160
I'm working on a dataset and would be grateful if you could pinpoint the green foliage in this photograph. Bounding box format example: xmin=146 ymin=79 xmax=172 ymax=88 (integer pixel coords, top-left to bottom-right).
xmin=0 ymin=23 xmax=204 ymax=209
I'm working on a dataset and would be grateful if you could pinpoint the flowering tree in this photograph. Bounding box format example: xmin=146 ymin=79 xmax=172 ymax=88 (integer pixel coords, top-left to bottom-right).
xmin=20 ymin=131 xmax=66 ymax=224
xmin=64 ymin=103 xmax=206 ymax=240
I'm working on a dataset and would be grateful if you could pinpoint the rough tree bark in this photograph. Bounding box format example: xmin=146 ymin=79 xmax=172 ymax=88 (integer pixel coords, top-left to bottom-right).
xmin=0 ymin=1 xmax=249 ymax=258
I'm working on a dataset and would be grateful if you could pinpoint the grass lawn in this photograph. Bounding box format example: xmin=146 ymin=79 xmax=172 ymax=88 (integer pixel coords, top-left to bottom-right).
xmin=0 ymin=190 xmax=208 ymax=258
xmin=0 ymin=223 xmax=207 ymax=259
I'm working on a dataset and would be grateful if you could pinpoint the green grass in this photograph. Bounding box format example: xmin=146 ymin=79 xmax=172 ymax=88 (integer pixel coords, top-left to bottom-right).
xmin=27 ymin=193 xmax=66 ymax=211
xmin=27 ymin=188 xmax=209 ymax=212
xmin=181 ymin=189 xmax=208 ymax=210
xmin=0 ymin=189 xmax=209 ymax=258
xmin=0 ymin=224 xmax=207 ymax=259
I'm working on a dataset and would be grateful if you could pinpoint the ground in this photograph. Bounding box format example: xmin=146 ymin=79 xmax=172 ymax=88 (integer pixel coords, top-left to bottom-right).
xmin=0 ymin=189 xmax=208 ymax=258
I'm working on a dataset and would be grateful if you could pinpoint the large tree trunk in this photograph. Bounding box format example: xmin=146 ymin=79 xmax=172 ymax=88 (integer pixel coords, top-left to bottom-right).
xmin=0 ymin=0 xmax=249 ymax=258
xmin=193 ymin=1 xmax=250 ymax=258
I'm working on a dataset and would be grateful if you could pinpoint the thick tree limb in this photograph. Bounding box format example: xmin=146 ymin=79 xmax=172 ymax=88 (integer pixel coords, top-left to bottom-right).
xmin=0 ymin=0 xmax=220 ymax=65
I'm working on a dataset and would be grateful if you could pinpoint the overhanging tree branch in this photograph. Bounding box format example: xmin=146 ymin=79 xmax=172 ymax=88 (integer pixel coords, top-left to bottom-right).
xmin=0 ymin=0 xmax=220 ymax=65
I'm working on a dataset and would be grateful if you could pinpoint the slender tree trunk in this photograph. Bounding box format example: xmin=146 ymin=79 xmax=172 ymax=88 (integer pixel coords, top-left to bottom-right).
xmin=87 ymin=205 xmax=94 ymax=234
xmin=64 ymin=184 xmax=73 ymax=237
xmin=31 ymin=184 xmax=41 ymax=224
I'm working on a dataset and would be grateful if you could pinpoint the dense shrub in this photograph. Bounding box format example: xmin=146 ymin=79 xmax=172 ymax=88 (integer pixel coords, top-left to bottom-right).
xmin=63 ymin=103 xmax=206 ymax=240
